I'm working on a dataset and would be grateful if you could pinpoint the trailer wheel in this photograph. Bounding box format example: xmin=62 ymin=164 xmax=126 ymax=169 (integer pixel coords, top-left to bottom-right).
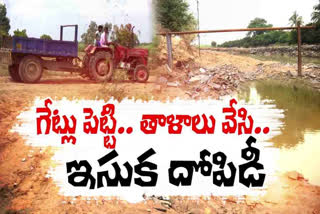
xmin=89 ymin=51 xmax=113 ymax=82
xmin=134 ymin=65 xmax=149 ymax=83
xmin=19 ymin=56 xmax=43 ymax=83
xmin=8 ymin=64 xmax=22 ymax=82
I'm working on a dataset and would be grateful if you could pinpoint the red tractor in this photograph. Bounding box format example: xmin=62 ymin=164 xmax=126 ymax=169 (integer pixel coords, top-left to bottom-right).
xmin=82 ymin=42 xmax=149 ymax=82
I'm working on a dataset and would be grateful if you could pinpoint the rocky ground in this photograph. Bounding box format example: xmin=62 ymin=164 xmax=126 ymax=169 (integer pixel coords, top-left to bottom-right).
xmin=157 ymin=49 xmax=320 ymax=99
xmin=0 ymin=50 xmax=320 ymax=213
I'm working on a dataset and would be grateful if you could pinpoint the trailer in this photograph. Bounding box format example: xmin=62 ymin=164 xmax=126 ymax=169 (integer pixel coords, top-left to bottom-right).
xmin=1 ymin=25 xmax=149 ymax=83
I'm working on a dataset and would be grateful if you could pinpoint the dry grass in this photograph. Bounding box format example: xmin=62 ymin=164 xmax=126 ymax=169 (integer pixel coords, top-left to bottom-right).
xmin=0 ymin=64 xmax=8 ymax=76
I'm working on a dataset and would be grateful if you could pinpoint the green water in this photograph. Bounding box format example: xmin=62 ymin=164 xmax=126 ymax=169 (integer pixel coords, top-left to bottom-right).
xmin=237 ymin=81 xmax=320 ymax=185
xmin=242 ymin=53 xmax=320 ymax=65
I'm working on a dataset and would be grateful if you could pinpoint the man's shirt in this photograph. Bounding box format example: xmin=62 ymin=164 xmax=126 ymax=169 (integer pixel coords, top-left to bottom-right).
xmin=100 ymin=32 xmax=109 ymax=46
xmin=94 ymin=31 xmax=102 ymax=46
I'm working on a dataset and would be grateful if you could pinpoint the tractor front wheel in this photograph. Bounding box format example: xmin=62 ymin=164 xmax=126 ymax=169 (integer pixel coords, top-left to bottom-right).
xmin=134 ymin=65 xmax=149 ymax=83
xmin=8 ymin=64 xmax=22 ymax=82
xmin=19 ymin=56 xmax=43 ymax=83
xmin=89 ymin=51 xmax=113 ymax=82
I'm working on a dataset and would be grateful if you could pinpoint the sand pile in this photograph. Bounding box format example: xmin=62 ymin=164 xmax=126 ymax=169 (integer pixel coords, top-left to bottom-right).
xmin=157 ymin=35 xmax=197 ymax=66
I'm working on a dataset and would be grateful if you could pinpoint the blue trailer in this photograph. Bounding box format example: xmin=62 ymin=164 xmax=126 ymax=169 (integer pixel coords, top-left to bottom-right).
xmin=7 ymin=25 xmax=83 ymax=83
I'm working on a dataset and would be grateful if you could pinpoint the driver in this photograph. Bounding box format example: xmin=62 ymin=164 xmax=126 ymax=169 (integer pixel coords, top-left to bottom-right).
xmin=100 ymin=26 xmax=109 ymax=47
xmin=94 ymin=25 xmax=103 ymax=47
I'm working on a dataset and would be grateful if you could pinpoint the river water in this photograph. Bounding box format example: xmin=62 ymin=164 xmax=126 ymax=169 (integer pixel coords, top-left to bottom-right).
xmin=237 ymin=81 xmax=320 ymax=185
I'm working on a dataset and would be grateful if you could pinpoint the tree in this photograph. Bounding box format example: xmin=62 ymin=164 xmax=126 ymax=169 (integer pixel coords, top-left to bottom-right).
xmin=312 ymin=0 xmax=320 ymax=26
xmin=0 ymin=4 xmax=10 ymax=36
xmin=112 ymin=24 xmax=139 ymax=47
xmin=81 ymin=21 xmax=98 ymax=45
xmin=247 ymin=18 xmax=273 ymax=37
xmin=211 ymin=41 xmax=217 ymax=47
xmin=13 ymin=29 xmax=27 ymax=37
xmin=155 ymin=0 xmax=196 ymax=32
xmin=40 ymin=34 xmax=52 ymax=40
xmin=289 ymin=11 xmax=303 ymax=27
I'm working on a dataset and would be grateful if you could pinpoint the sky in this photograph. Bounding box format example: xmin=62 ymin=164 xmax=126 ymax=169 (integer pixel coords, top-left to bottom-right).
xmin=187 ymin=0 xmax=319 ymax=44
xmin=2 ymin=0 xmax=153 ymax=43
xmin=1 ymin=0 xmax=318 ymax=44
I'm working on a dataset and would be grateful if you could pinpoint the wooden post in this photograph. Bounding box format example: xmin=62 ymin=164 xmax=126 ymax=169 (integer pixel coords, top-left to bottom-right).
xmin=297 ymin=22 xmax=302 ymax=76
xmin=166 ymin=33 xmax=173 ymax=69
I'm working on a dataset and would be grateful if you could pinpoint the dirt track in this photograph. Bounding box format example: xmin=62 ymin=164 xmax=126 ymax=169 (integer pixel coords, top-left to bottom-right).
xmin=0 ymin=51 xmax=320 ymax=213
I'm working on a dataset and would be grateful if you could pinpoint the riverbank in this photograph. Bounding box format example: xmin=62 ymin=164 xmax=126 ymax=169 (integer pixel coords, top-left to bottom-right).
xmin=156 ymin=50 xmax=320 ymax=100
xmin=206 ymin=45 xmax=320 ymax=58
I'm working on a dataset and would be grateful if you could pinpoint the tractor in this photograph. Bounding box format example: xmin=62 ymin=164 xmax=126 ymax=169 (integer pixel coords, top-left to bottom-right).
xmin=1 ymin=25 xmax=149 ymax=83
xmin=82 ymin=42 xmax=149 ymax=83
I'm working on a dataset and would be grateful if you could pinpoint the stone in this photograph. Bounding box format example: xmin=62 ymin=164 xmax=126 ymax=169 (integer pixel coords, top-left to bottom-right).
xmin=199 ymin=68 xmax=206 ymax=73
xmin=167 ymin=81 xmax=180 ymax=87
xmin=210 ymin=83 xmax=221 ymax=90
xmin=189 ymin=75 xmax=210 ymax=83
xmin=287 ymin=171 xmax=304 ymax=180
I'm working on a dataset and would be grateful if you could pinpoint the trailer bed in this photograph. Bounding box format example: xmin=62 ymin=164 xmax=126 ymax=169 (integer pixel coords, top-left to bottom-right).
xmin=12 ymin=37 xmax=78 ymax=58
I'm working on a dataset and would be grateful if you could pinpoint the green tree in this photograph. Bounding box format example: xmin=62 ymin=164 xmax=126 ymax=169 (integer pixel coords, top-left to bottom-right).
xmin=247 ymin=18 xmax=273 ymax=37
xmin=81 ymin=21 xmax=98 ymax=45
xmin=112 ymin=23 xmax=139 ymax=47
xmin=299 ymin=23 xmax=320 ymax=44
xmin=0 ymin=4 xmax=10 ymax=36
xmin=40 ymin=34 xmax=52 ymax=40
xmin=289 ymin=11 xmax=303 ymax=27
xmin=211 ymin=41 xmax=217 ymax=47
xmin=155 ymin=0 xmax=196 ymax=32
xmin=312 ymin=0 xmax=320 ymax=26
xmin=13 ymin=29 xmax=27 ymax=37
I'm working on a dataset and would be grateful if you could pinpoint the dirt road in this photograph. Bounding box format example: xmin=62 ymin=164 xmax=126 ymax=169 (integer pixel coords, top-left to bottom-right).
xmin=0 ymin=51 xmax=320 ymax=213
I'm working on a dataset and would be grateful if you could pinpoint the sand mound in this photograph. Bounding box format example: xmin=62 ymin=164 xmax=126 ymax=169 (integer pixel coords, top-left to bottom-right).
xmin=157 ymin=36 xmax=197 ymax=66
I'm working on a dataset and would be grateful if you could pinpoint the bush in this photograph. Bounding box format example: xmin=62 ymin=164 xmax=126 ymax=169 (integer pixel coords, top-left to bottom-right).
xmin=211 ymin=41 xmax=217 ymax=47
xmin=111 ymin=24 xmax=139 ymax=47
xmin=40 ymin=34 xmax=52 ymax=40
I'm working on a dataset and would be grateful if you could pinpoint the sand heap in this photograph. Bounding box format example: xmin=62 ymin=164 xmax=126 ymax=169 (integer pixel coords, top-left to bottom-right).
xmin=157 ymin=35 xmax=197 ymax=66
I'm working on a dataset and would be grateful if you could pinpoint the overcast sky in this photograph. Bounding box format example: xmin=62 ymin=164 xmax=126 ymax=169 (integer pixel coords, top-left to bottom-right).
xmin=187 ymin=0 xmax=319 ymax=44
xmin=1 ymin=0 xmax=318 ymax=44
xmin=2 ymin=0 xmax=153 ymax=43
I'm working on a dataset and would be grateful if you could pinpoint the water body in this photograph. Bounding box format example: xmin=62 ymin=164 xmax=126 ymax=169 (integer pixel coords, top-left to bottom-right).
xmin=237 ymin=81 xmax=320 ymax=185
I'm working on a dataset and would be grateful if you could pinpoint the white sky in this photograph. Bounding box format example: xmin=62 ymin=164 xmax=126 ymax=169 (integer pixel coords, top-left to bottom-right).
xmin=187 ymin=0 xmax=318 ymax=44
xmin=3 ymin=0 xmax=153 ymax=43
xmin=1 ymin=0 xmax=318 ymax=44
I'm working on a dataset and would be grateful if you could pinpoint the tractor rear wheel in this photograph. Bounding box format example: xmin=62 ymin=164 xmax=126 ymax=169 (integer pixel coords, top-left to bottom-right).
xmin=89 ymin=51 xmax=113 ymax=82
xmin=19 ymin=56 xmax=43 ymax=83
xmin=134 ymin=65 xmax=149 ymax=83
xmin=8 ymin=64 xmax=22 ymax=82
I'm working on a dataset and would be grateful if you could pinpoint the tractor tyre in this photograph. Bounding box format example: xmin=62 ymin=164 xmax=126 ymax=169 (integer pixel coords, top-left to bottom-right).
xmin=134 ymin=65 xmax=149 ymax=83
xmin=19 ymin=55 xmax=43 ymax=83
xmin=8 ymin=64 xmax=22 ymax=82
xmin=89 ymin=51 xmax=113 ymax=82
